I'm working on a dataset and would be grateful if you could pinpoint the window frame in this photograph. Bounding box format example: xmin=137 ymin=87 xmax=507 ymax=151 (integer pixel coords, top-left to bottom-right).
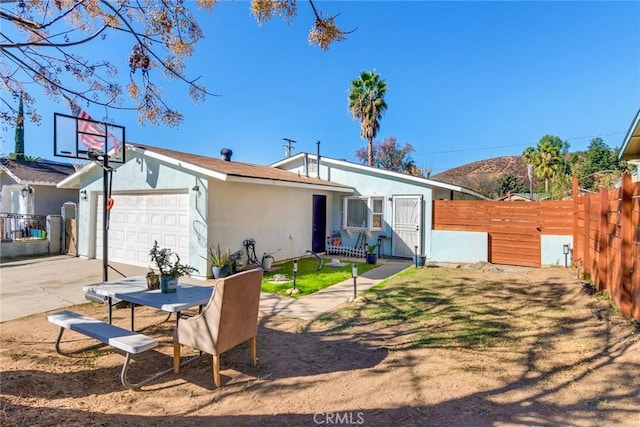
xmin=342 ymin=196 xmax=384 ymax=232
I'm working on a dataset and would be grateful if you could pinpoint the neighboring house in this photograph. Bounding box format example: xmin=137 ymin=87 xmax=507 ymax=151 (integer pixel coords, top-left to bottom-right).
xmin=272 ymin=153 xmax=485 ymax=260
xmin=0 ymin=157 xmax=78 ymax=216
xmin=497 ymin=192 xmax=550 ymax=202
xmin=619 ymin=108 xmax=640 ymax=182
xmin=57 ymin=143 xmax=352 ymax=278
xmin=1 ymin=157 xmax=78 ymax=245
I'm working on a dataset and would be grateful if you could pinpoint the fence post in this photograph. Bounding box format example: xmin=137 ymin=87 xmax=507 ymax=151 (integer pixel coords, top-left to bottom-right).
xmin=620 ymin=173 xmax=633 ymax=316
xmin=598 ymin=189 xmax=608 ymax=291
xmin=583 ymin=194 xmax=591 ymax=281
xmin=572 ymin=178 xmax=579 ymax=264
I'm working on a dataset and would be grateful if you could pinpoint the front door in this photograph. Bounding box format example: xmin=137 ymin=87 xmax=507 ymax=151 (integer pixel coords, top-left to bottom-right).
xmin=311 ymin=195 xmax=326 ymax=253
xmin=392 ymin=195 xmax=423 ymax=258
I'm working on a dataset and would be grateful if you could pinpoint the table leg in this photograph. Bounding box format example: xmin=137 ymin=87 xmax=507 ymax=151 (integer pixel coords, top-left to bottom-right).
xmin=108 ymin=297 xmax=113 ymax=324
xmin=130 ymin=303 xmax=135 ymax=331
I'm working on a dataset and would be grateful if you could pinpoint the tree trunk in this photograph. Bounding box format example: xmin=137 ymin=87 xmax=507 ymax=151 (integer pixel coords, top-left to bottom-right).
xmin=367 ymin=137 xmax=374 ymax=167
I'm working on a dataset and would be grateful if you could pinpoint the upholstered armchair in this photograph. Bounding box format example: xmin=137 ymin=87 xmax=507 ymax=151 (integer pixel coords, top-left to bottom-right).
xmin=173 ymin=269 xmax=263 ymax=386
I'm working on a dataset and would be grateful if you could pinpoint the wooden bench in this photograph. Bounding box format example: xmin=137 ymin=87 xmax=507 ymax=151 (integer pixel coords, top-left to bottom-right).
xmin=47 ymin=310 xmax=160 ymax=389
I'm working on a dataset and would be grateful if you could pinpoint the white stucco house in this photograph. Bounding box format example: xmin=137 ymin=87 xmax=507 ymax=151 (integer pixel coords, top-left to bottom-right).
xmin=58 ymin=144 xmax=484 ymax=278
xmin=58 ymin=143 xmax=352 ymax=278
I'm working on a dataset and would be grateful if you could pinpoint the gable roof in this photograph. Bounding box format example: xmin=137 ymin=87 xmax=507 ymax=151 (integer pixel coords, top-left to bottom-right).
xmin=271 ymin=153 xmax=488 ymax=200
xmin=58 ymin=143 xmax=353 ymax=192
xmin=619 ymin=109 xmax=640 ymax=162
xmin=1 ymin=157 xmax=76 ymax=186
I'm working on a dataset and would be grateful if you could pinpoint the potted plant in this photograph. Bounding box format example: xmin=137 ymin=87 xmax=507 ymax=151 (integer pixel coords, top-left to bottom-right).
xmin=204 ymin=244 xmax=231 ymax=279
xmin=366 ymin=242 xmax=379 ymax=265
xmin=149 ymin=240 xmax=197 ymax=293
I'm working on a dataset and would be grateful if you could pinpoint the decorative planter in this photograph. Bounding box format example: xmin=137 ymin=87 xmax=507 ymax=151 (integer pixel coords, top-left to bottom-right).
xmin=160 ymin=275 xmax=178 ymax=293
xmin=366 ymin=253 xmax=378 ymax=265
xmin=211 ymin=265 xmax=229 ymax=279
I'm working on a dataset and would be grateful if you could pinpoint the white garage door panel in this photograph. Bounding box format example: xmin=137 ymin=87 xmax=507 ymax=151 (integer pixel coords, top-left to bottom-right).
xmin=96 ymin=193 xmax=189 ymax=267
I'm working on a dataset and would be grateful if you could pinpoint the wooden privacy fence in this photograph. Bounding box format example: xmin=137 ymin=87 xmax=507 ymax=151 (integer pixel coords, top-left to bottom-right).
xmin=433 ymin=175 xmax=639 ymax=322
xmin=432 ymin=199 xmax=573 ymax=268
xmin=573 ymin=174 xmax=639 ymax=322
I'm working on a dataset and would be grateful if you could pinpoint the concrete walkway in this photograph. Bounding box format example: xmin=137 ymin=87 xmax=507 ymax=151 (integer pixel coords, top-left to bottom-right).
xmin=0 ymin=255 xmax=411 ymax=323
xmin=258 ymin=258 xmax=411 ymax=321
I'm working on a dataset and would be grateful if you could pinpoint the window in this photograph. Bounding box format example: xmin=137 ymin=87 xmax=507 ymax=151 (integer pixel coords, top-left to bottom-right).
xmin=343 ymin=196 xmax=384 ymax=231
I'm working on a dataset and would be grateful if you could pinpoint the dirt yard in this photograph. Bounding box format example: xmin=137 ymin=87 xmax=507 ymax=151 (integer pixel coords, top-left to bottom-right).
xmin=1 ymin=264 xmax=638 ymax=426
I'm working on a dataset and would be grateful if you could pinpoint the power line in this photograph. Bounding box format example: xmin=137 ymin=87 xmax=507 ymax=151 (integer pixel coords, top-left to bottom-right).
xmin=414 ymin=131 xmax=625 ymax=156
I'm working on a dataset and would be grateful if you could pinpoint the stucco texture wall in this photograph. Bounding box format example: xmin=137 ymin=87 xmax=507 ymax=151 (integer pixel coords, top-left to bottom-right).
xmin=207 ymin=180 xmax=333 ymax=265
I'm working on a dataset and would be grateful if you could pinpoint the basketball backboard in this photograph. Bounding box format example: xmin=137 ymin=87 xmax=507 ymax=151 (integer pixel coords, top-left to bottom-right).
xmin=54 ymin=113 xmax=125 ymax=163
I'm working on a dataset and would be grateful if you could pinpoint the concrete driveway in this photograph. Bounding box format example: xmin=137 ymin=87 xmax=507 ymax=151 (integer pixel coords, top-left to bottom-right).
xmin=0 ymin=255 xmax=154 ymax=322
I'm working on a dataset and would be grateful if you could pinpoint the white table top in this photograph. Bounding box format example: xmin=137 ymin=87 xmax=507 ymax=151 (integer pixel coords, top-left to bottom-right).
xmin=82 ymin=276 xmax=213 ymax=313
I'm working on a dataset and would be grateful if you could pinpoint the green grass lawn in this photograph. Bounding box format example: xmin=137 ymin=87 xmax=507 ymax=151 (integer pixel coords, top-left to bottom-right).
xmin=261 ymin=257 xmax=378 ymax=298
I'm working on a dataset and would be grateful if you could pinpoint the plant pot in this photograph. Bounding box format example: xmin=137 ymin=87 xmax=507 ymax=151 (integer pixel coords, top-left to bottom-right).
xmin=366 ymin=253 xmax=378 ymax=265
xmin=146 ymin=273 xmax=160 ymax=290
xmin=211 ymin=265 xmax=229 ymax=279
xmin=160 ymin=275 xmax=178 ymax=293
xmin=414 ymin=255 xmax=426 ymax=267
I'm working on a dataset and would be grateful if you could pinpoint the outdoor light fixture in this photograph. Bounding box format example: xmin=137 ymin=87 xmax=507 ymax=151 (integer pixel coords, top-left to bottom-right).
xmin=20 ymin=186 xmax=32 ymax=198
xmin=80 ymin=190 xmax=88 ymax=201
xmin=414 ymin=245 xmax=419 ymax=268
xmin=563 ymin=244 xmax=570 ymax=268
xmin=192 ymin=185 xmax=199 ymax=192
xmin=351 ymin=263 xmax=358 ymax=300
xmin=292 ymin=259 xmax=298 ymax=290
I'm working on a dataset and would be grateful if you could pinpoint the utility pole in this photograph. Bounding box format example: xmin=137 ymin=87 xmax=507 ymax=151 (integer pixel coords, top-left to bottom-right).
xmin=282 ymin=138 xmax=296 ymax=158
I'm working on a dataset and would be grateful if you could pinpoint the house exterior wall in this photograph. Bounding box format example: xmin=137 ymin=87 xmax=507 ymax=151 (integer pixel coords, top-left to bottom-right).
xmin=206 ymin=179 xmax=334 ymax=268
xmin=276 ymin=157 xmax=482 ymax=259
xmin=76 ymin=153 xmax=207 ymax=275
xmin=32 ymin=186 xmax=78 ymax=216
xmin=1 ymin=175 xmax=77 ymax=216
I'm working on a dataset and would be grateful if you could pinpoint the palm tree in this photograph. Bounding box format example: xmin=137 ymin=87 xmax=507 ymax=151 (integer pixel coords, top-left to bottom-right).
xmin=522 ymin=135 xmax=568 ymax=194
xmin=348 ymin=70 xmax=388 ymax=166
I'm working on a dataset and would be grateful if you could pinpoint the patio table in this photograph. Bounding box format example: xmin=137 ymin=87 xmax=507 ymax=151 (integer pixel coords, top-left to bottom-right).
xmin=82 ymin=276 xmax=213 ymax=330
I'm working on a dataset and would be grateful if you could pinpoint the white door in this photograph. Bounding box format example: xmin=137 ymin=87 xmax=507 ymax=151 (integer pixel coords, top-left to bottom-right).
xmin=95 ymin=192 xmax=189 ymax=267
xmin=392 ymin=195 xmax=423 ymax=258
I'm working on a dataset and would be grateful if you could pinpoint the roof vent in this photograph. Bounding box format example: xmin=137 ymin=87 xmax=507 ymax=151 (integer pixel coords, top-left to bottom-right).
xmin=220 ymin=148 xmax=233 ymax=161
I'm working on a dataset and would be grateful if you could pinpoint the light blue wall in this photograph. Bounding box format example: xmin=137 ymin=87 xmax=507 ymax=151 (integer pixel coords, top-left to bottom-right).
xmin=77 ymin=153 xmax=206 ymax=273
xmin=325 ymin=163 xmax=433 ymax=256
xmin=431 ymin=230 xmax=488 ymax=263
xmin=279 ymin=157 xmax=438 ymax=257
xmin=541 ymin=235 xmax=573 ymax=267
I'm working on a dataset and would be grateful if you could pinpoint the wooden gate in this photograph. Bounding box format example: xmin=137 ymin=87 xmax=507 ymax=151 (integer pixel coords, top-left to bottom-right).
xmin=433 ymin=200 xmax=573 ymax=268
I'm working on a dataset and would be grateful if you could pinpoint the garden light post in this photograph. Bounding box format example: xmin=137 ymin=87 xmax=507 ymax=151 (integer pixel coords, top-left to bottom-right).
xmin=351 ymin=263 xmax=358 ymax=301
xmin=292 ymin=259 xmax=298 ymax=290
xmin=414 ymin=245 xmax=419 ymax=268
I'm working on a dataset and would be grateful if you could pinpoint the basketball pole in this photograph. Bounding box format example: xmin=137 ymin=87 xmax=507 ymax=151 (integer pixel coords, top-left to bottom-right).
xmin=102 ymin=153 xmax=109 ymax=283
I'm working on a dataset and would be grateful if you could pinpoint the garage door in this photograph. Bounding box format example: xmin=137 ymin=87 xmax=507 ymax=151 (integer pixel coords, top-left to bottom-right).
xmin=95 ymin=193 xmax=190 ymax=267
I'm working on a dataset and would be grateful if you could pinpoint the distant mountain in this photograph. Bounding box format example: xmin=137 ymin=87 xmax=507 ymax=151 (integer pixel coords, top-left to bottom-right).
xmin=430 ymin=155 xmax=535 ymax=197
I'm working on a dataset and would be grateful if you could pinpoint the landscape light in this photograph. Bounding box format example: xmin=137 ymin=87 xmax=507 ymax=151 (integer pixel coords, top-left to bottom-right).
xmin=351 ymin=263 xmax=358 ymax=300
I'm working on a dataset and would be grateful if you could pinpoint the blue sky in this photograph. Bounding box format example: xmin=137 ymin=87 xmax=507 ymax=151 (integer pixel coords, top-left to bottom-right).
xmin=2 ymin=1 xmax=639 ymax=175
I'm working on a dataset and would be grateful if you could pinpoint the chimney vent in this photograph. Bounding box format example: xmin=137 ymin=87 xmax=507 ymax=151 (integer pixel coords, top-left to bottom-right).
xmin=220 ymin=148 xmax=233 ymax=161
